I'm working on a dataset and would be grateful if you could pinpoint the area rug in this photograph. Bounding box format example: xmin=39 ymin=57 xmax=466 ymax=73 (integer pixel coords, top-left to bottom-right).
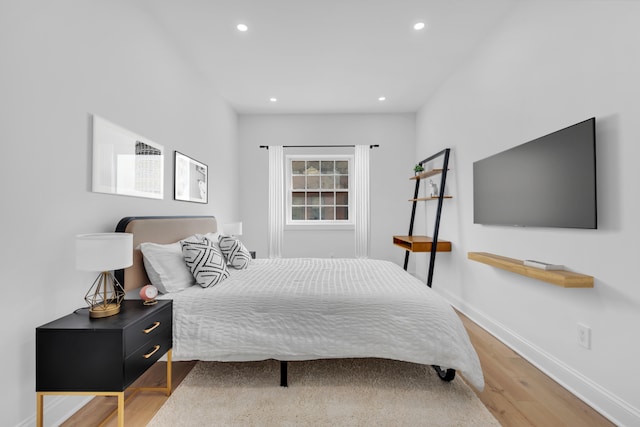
xmin=148 ymin=358 xmax=498 ymax=426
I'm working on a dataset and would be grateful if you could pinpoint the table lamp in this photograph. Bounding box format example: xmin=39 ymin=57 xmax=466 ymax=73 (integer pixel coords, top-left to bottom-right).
xmin=76 ymin=233 xmax=133 ymax=318
xmin=223 ymin=222 xmax=242 ymax=236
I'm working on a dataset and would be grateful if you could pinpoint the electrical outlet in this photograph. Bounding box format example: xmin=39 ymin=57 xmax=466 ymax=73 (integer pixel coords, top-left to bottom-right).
xmin=577 ymin=323 xmax=591 ymax=349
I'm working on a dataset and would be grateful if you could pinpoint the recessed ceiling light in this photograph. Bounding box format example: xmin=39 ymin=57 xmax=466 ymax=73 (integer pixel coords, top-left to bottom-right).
xmin=378 ymin=96 xmax=386 ymax=101
xmin=269 ymin=97 xmax=278 ymax=102
xmin=413 ymin=22 xmax=426 ymax=31
xmin=237 ymin=23 xmax=248 ymax=32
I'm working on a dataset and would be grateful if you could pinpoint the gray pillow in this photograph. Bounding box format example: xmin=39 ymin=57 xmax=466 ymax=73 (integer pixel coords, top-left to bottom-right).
xmin=140 ymin=241 xmax=195 ymax=293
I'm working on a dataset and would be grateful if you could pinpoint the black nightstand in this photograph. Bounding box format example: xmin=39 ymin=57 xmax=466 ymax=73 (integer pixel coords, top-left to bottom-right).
xmin=36 ymin=300 xmax=173 ymax=427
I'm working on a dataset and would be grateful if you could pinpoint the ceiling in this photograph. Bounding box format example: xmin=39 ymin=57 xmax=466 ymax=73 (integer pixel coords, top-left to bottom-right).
xmin=141 ymin=0 xmax=516 ymax=114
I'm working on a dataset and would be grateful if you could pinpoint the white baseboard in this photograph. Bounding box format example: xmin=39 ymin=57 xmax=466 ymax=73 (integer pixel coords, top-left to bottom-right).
xmin=18 ymin=395 xmax=91 ymax=427
xmin=440 ymin=289 xmax=640 ymax=427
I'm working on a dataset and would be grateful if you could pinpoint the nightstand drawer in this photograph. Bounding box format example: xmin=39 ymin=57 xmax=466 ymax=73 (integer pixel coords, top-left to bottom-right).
xmin=124 ymin=303 xmax=172 ymax=355
xmin=124 ymin=335 xmax=172 ymax=388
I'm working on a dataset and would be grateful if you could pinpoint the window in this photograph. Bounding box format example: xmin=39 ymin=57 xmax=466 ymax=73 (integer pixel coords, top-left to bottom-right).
xmin=286 ymin=155 xmax=353 ymax=225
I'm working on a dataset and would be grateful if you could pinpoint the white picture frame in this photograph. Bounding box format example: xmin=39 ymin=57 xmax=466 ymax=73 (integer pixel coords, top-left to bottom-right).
xmin=92 ymin=115 xmax=164 ymax=199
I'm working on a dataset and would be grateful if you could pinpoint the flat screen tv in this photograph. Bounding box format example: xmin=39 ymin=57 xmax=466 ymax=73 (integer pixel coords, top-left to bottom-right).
xmin=473 ymin=117 xmax=597 ymax=229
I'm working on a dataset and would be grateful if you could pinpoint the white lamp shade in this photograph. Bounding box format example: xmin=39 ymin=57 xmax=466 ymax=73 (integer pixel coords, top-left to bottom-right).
xmin=223 ymin=222 xmax=243 ymax=236
xmin=76 ymin=233 xmax=133 ymax=271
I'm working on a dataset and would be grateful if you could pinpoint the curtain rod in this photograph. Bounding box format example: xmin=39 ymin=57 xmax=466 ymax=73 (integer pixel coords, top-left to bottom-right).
xmin=260 ymin=144 xmax=379 ymax=150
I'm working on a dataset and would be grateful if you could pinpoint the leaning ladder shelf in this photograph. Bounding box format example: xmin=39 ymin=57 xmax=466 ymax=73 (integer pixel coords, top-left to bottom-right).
xmin=393 ymin=148 xmax=451 ymax=288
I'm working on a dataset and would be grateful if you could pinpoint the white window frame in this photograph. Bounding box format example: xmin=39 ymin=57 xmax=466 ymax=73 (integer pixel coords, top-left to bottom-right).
xmin=285 ymin=154 xmax=354 ymax=228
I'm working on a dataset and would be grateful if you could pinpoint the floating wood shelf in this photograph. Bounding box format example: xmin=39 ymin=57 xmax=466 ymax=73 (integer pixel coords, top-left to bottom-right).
xmin=408 ymin=196 xmax=453 ymax=202
xmin=467 ymin=252 xmax=593 ymax=288
xmin=393 ymin=236 xmax=452 ymax=253
xmin=410 ymin=168 xmax=448 ymax=180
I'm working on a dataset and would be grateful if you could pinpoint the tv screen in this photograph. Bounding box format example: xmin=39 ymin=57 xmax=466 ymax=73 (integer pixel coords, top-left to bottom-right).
xmin=473 ymin=118 xmax=597 ymax=229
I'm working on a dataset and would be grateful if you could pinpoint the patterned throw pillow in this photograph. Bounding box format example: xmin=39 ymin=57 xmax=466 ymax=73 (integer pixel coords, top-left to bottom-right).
xmin=181 ymin=240 xmax=230 ymax=288
xmin=218 ymin=235 xmax=252 ymax=269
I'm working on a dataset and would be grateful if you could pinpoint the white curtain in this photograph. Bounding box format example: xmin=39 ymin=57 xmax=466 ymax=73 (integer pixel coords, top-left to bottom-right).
xmin=354 ymin=145 xmax=370 ymax=258
xmin=268 ymin=146 xmax=284 ymax=258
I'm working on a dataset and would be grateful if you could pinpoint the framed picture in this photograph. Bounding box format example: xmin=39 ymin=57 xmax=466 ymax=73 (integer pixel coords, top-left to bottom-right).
xmin=174 ymin=151 xmax=208 ymax=203
xmin=92 ymin=115 xmax=164 ymax=199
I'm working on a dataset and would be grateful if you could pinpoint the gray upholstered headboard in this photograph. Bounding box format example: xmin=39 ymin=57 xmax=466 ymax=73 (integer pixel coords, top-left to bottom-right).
xmin=114 ymin=216 xmax=218 ymax=291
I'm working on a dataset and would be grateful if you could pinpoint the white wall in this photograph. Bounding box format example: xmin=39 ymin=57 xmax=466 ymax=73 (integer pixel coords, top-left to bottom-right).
xmin=415 ymin=1 xmax=640 ymax=425
xmin=238 ymin=114 xmax=415 ymax=264
xmin=0 ymin=2 xmax=239 ymax=426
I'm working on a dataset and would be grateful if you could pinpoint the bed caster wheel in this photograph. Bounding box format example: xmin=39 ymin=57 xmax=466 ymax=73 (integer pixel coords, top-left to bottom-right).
xmin=432 ymin=365 xmax=456 ymax=382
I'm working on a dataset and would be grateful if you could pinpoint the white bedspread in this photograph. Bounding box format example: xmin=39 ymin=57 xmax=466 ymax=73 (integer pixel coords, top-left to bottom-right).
xmin=159 ymin=258 xmax=484 ymax=390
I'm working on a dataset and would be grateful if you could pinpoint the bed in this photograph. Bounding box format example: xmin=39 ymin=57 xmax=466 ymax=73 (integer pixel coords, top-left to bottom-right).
xmin=115 ymin=215 xmax=484 ymax=391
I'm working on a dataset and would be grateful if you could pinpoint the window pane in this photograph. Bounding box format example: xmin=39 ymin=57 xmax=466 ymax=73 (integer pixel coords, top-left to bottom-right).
xmin=307 ymin=192 xmax=319 ymax=205
xmin=292 ymin=206 xmax=305 ymax=220
xmin=321 ymin=161 xmax=334 ymax=174
xmin=336 ymin=207 xmax=348 ymax=220
xmin=335 ymin=175 xmax=348 ymax=189
xmin=292 ymin=161 xmax=306 ymax=174
xmin=289 ymin=157 xmax=351 ymax=223
xmin=321 ymin=192 xmax=334 ymax=205
xmin=292 ymin=176 xmax=305 ymax=189
xmin=292 ymin=192 xmax=305 ymax=205
xmin=307 ymin=176 xmax=320 ymax=189
xmin=306 ymin=206 xmax=320 ymax=220
xmin=321 ymin=175 xmax=334 ymax=189
xmin=336 ymin=161 xmax=348 ymax=174
xmin=321 ymin=207 xmax=334 ymax=220
xmin=306 ymin=161 xmax=320 ymax=174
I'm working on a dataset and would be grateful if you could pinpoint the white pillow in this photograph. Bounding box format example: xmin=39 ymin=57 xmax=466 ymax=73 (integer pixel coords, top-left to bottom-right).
xmin=181 ymin=239 xmax=230 ymax=288
xmin=197 ymin=232 xmax=222 ymax=249
xmin=218 ymin=235 xmax=252 ymax=269
xmin=140 ymin=241 xmax=196 ymax=294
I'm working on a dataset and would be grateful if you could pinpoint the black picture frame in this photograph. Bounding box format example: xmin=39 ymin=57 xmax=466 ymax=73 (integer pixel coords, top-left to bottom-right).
xmin=174 ymin=151 xmax=208 ymax=203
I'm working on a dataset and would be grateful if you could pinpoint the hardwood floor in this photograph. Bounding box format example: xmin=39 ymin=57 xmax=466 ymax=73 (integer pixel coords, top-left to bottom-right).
xmin=458 ymin=312 xmax=613 ymax=427
xmin=60 ymin=361 xmax=196 ymax=427
xmin=62 ymin=314 xmax=614 ymax=427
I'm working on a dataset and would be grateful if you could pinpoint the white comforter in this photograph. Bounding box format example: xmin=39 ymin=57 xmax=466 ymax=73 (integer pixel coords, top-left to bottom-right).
xmin=159 ymin=258 xmax=484 ymax=390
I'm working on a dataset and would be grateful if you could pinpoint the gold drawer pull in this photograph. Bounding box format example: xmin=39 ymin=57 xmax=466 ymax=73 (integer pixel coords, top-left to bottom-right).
xmin=143 ymin=321 xmax=161 ymax=334
xmin=143 ymin=345 xmax=161 ymax=359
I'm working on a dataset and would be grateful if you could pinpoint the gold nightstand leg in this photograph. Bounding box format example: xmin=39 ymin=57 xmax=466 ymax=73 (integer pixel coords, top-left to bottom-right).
xmin=117 ymin=392 xmax=124 ymax=427
xmin=36 ymin=393 xmax=43 ymax=427
xmin=136 ymin=348 xmax=173 ymax=396
xmin=166 ymin=349 xmax=172 ymax=396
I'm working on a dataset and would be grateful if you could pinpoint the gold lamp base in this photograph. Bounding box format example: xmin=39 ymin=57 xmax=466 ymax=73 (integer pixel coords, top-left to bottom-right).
xmin=89 ymin=302 xmax=121 ymax=318
xmin=85 ymin=271 xmax=125 ymax=319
